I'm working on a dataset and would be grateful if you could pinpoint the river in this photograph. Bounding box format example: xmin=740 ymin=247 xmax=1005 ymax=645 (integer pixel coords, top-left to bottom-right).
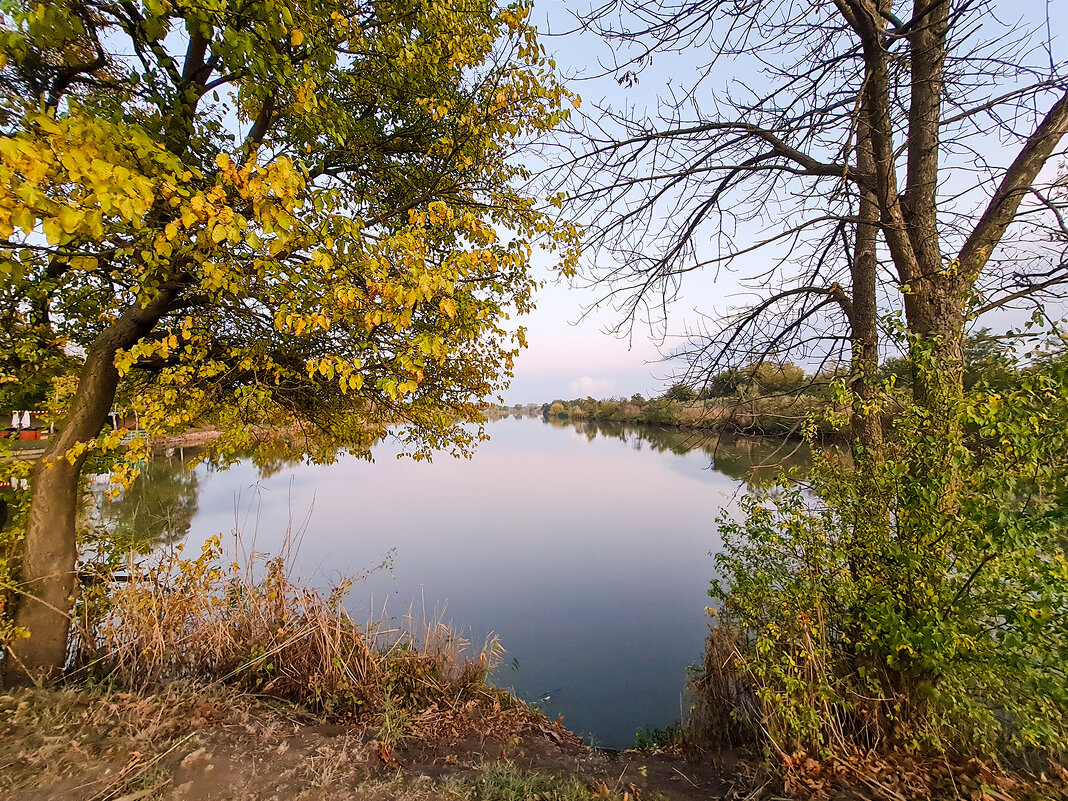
xmin=100 ymin=415 xmax=810 ymax=749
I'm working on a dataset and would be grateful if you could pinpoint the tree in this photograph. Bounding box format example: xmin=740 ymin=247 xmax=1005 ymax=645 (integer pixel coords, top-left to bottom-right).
xmin=748 ymin=362 xmax=806 ymax=395
xmin=559 ymin=0 xmax=1068 ymax=449
xmin=555 ymin=0 xmax=1068 ymax=754
xmin=0 ymin=0 xmax=576 ymax=683
xmin=962 ymin=328 xmax=1017 ymax=390
xmin=662 ymin=381 xmax=696 ymax=402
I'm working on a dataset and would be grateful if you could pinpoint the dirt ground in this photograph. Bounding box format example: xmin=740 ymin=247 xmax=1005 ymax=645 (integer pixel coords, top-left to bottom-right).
xmin=4 ymin=689 xmax=1067 ymax=801
xmin=0 ymin=687 xmax=753 ymax=801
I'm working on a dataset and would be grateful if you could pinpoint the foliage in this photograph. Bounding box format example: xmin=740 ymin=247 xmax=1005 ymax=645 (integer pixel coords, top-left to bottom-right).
xmin=0 ymin=0 xmax=578 ymax=467
xmin=662 ymin=382 xmax=697 ymax=403
xmin=700 ymin=350 xmax=1068 ymax=757
xmin=749 ymin=362 xmax=806 ymax=395
xmin=962 ymin=329 xmax=1017 ymax=391
xmin=879 ymin=331 xmax=1019 ymax=394
xmin=633 ymin=722 xmax=687 ymax=751
xmin=0 ymin=0 xmax=579 ymax=675
xmin=700 ymin=368 xmax=743 ymax=398
xmin=542 ymin=392 xmax=834 ymax=435
xmin=0 ymin=457 xmax=30 ymax=643
xmin=636 ymin=398 xmax=681 ymax=426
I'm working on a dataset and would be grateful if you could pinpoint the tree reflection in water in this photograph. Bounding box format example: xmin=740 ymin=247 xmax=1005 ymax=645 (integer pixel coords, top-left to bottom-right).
xmin=83 ymin=421 xmax=822 ymax=555
xmin=546 ymin=416 xmax=820 ymax=483
xmin=84 ymin=450 xmax=202 ymax=552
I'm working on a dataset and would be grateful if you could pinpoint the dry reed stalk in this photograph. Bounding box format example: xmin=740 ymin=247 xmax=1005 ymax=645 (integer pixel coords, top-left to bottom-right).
xmin=68 ymin=533 xmax=506 ymax=737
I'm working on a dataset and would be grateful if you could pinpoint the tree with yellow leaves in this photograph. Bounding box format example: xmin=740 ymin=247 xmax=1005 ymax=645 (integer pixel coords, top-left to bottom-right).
xmin=0 ymin=0 xmax=578 ymax=683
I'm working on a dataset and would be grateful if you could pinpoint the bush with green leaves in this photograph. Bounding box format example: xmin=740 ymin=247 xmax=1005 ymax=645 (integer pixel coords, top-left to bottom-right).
xmin=700 ymin=352 xmax=1068 ymax=757
xmin=638 ymin=399 xmax=682 ymax=426
xmin=663 ymin=383 xmax=698 ymax=403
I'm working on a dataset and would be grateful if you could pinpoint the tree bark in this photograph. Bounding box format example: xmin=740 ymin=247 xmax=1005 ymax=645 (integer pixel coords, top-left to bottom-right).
xmin=904 ymin=276 xmax=966 ymax=409
xmin=2 ymin=289 xmax=179 ymax=686
xmin=2 ymin=352 xmax=120 ymax=684
xmin=850 ymin=111 xmax=883 ymax=454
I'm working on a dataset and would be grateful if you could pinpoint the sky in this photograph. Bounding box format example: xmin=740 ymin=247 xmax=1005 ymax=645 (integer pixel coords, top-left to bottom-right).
xmin=498 ymin=1 xmax=1068 ymax=405
xmin=502 ymin=2 xmax=703 ymax=404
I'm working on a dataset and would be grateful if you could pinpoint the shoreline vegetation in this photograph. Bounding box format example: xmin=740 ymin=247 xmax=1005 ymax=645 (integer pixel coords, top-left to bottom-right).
xmin=1 ymin=531 xmax=599 ymax=799
xmin=533 ymin=394 xmax=837 ymax=438
xmin=4 ymin=522 xmax=1066 ymax=800
xmin=522 ymin=344 xmax=1044 ymax=438
xmin=526 ymin=365 xmax=849 ymax=438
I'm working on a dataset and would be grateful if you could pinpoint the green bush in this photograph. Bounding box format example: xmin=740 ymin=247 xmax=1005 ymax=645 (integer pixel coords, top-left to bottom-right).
xmin=699 ymin=354 xmax=1068 ymax=757
xmin=638 ymin=399 xmax=682 ymax=426
xmin=663 ymin=382 xmax=698 ymax=403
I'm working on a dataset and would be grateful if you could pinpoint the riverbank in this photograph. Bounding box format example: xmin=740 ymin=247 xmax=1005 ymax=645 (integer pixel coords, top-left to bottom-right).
xmin=6 ymin=427 xmax=224 ymax=461
xmin=539 ymin=395 xmax=847 ymax=438
xmin=6 ymin=685 xmax=1067 ymax=801
xmin=0 ymin=685 xmax=740 ymax=801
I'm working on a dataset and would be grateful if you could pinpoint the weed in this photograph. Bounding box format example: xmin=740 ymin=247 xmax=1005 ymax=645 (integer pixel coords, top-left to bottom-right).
xmin=446 ymin=762 xmax=649 ymax=801
xmin=633 ymin=723 xmax=687 ymax=752
xmin=377 ymin=691 xmax=412 ymax=746
xmin=64 ymin=532 xmax=513 ymax=743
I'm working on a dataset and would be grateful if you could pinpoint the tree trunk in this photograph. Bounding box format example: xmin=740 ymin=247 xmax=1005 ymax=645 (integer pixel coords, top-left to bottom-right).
xmin=2 ymin=290 xmax=178 ymax=686
xmin=904 ymin=277 xmax=965 ymax=414
xmin=2 ymin=350 xmax=121 ymax=685
xmin=850 ymin=113 xmax=883 ymax=454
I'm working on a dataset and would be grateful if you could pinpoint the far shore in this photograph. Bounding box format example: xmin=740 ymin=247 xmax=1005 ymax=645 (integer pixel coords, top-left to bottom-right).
xmin=6 ymin=427 xmax=223 ymax=461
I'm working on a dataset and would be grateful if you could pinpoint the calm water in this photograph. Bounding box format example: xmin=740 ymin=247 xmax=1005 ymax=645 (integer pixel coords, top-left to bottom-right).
xmin=117 ymin=416 xmax=808 ymax=748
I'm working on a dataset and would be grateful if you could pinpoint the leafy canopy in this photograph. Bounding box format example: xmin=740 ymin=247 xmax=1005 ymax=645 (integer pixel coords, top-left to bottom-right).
xmin=0 ymin=0 xmax=578 ymax=469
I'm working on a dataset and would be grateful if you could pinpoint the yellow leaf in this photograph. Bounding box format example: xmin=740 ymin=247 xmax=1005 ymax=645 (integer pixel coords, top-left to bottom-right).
xmin=42 ymin=218 xmax=63 ymax=246
xmin=11 ymin=207 xmax=34 ymax=234
xmin=291 ymin=29 xmax=304 ymax=46
xmin=58 ymin=205 xmax=82 ymax=234
xmin=215 ymin=153 xmax=231 ymax=170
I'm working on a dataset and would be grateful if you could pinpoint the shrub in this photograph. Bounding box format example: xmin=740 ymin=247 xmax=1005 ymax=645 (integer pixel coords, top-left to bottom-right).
xmin=697 ymin=355 xmax=1068 ymax=757
xmin=68 ymin=535 xmax=508 ymax=729
xmin=663 ymin=383 xmax=698 ymax=403
xmin=750 ymin=362 xmax=807 ymax=394
xmin=638 ymin=399 xmax=682 ymax=426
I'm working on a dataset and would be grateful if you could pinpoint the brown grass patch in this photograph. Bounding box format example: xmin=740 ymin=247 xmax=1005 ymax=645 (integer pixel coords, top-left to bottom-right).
xmin=66 ymin=534 xmax=548 ymax=744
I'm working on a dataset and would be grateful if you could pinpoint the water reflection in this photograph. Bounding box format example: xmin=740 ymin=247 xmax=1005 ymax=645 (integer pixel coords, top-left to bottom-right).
xmin=547 ymin=417 xmax=815 ymax=482
xmin=86 ymin=417 xmax=816 ymax=748
xmin=86 ymin=450 xmax=201 ymax=549
xmin=98 ymin=422 xmax=813 ymax=552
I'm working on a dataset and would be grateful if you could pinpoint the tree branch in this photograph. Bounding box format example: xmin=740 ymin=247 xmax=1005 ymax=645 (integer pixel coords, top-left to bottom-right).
xmin=957 ymin=91 xmax=1068 ymax=281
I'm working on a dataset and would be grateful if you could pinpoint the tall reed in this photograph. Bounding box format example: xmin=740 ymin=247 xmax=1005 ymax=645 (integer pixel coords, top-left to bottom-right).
xmin=68 ymin=533 xmax=503 ymax=727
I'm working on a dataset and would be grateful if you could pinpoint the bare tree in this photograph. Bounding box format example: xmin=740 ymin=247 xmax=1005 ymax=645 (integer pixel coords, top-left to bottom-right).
xmin=554 ymin=0 xmax=1068 ymax=448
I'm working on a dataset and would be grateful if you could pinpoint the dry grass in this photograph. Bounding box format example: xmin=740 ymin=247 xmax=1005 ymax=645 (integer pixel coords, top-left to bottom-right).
xmin=0 ymin=685 xmax=229 ymax=799
xmin=67 ymin=533 xmax=523 ymax=739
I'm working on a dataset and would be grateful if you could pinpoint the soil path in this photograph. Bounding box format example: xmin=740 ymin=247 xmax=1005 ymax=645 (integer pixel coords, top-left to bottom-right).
xmin=0 ymin=689 xmax=750 ymax=801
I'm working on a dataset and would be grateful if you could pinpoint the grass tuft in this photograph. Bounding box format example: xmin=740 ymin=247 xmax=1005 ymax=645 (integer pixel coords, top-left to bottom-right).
xmin=66 ymin=533 xmax=518 ymax=741
xmin=445 ymin=762 xmax=658 ymax=801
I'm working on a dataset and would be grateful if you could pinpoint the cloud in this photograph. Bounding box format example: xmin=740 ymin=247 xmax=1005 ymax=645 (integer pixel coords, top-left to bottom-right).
xmin=568 ymin=376 xmax=616 ymax=398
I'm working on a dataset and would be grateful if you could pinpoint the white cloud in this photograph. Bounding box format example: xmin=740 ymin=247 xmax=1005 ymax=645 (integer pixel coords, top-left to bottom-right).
xmin=568 ymin=375 xmax=616 ymax=398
